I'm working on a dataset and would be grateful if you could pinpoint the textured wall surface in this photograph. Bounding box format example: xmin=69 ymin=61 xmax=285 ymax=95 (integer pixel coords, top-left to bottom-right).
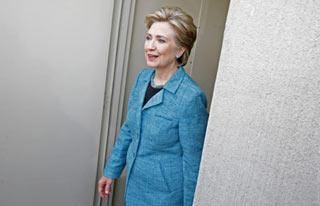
xmin=194 ymin=1 xmax=320 ymax=205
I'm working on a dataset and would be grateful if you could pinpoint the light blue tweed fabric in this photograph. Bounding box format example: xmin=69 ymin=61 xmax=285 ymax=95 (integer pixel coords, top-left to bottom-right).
xmin=104 ymin=67 xmax=208 ymax=206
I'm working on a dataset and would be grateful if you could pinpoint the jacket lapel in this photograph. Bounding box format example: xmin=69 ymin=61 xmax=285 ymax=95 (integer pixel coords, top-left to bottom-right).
xmin=138 ymin=67 xmax=186 ymax=112
xmin=142 ymin=89 xmax=164 ymax=110
xmin=136 ymin=70 xmax=152 ymax=133
xmin=137 ymin=70 xmax=153 ymax=110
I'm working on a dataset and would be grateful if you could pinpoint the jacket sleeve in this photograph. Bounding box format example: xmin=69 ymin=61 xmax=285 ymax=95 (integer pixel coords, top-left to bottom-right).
xmin=103 ymin=70 xmax=142 ymax=179
xmin=178 ymin=92 xmax=208 ymax=206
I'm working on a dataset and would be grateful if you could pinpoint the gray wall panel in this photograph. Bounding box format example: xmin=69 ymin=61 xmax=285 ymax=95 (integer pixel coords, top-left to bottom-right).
xmin=0 ymin=0 xmax=112 ymax=205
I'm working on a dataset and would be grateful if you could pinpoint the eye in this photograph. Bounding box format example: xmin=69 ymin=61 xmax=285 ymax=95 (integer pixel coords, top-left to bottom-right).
xmin=158 ymin=39 xmax=166 ymax=43
xmin=145 ymin=34 xmax=151 ymax=41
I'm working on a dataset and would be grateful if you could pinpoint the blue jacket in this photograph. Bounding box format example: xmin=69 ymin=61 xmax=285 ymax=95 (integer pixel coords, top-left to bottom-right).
xmin=104 ymin=67 xmax=208 ymax=206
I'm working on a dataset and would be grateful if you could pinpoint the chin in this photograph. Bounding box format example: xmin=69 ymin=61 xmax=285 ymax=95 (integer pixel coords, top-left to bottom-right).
xmin=146 ymin=61 xmax=158 ymax=68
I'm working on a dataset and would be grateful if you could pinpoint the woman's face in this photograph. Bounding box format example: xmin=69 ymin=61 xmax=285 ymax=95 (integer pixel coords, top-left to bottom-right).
xmin=144 ymin=22 xmax=183 ymax=70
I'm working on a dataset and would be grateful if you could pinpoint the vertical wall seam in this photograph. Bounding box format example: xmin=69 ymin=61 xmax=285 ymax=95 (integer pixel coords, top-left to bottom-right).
xmin=93 ymin=0 xmax=123 ymax=205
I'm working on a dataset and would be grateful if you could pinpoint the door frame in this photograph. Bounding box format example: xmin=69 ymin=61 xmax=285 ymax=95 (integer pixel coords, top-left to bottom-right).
xmin=93 ymin=0 xmax=137 ymax=205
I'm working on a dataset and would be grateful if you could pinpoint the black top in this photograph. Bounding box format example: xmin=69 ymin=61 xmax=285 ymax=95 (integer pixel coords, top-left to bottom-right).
xmin=143 ymin=82 xmax=162 ymax=106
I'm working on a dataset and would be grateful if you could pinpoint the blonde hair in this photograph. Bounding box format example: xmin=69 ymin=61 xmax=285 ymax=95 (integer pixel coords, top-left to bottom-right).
xmin=145 ymin=7 xmax=197 ymax=66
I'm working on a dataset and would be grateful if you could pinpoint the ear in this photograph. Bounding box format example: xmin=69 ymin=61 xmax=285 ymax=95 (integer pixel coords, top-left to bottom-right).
xmin=176 ymin=47 xmax=186 ymax=58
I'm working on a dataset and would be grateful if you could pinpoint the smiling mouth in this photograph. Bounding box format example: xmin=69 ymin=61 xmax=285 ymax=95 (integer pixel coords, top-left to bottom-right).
xmin=147 ymin=54 xmax=159 ymax=61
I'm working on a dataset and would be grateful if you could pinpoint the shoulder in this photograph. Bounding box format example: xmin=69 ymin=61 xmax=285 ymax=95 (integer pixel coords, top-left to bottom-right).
xmin=179 ymin=72 xmax=207 ymax=106
xmin=177 ymin=73 xmax=208 ymax=118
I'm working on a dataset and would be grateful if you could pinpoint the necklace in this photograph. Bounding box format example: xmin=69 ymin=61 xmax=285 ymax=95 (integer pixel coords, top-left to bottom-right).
xmin=151 ymin=73 xmax=165 ymax=89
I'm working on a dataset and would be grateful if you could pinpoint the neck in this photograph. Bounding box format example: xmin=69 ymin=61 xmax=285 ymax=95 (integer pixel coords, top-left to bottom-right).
xmin=154 ymin=64 xmax=179 ymax=85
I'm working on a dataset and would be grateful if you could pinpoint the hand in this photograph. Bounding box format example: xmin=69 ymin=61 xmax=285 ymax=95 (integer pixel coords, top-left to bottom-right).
xmin=98 ymin=176 xmax=113 ymax=198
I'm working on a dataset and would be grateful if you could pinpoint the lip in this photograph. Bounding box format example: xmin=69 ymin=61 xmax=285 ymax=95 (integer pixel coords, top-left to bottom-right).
xmin=147 ymin=53 xmax=159 ymax=57
xmin=146 ymin=53 xmax=159 ymax=61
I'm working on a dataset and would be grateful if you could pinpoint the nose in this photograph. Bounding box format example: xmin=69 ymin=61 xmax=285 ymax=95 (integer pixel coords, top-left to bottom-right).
xmin=145 ymin=39 xmax=156 ymax=50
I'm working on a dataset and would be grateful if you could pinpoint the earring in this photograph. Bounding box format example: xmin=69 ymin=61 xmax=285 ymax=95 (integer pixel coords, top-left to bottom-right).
xmin=176 ymin=55 xmax=180 ymax=59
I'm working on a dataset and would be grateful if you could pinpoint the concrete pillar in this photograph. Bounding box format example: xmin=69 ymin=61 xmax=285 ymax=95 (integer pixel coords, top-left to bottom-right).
xmin=194 ymin=1 xmax=320 ymax=205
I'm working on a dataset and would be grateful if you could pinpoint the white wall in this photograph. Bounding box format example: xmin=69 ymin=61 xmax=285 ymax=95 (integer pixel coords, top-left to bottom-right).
xmin=0 ymin=0 xmax=113 ymax=205
xmin=194 ymin=0 xmax=320 ymax=205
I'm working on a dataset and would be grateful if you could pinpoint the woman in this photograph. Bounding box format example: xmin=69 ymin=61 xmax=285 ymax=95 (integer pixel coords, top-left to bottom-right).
xmin=98 ymin=7 xmax=208 ymax=206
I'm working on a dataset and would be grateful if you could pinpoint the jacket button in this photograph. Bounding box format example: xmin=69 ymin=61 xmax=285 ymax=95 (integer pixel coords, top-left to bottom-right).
xmin=132 ymin=152 xmax=136 ymax=157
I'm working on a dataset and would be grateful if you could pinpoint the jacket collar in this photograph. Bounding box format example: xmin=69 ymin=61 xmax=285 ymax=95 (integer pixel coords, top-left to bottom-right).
xmin=142 ymin=66 xmax=186 ymax=94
